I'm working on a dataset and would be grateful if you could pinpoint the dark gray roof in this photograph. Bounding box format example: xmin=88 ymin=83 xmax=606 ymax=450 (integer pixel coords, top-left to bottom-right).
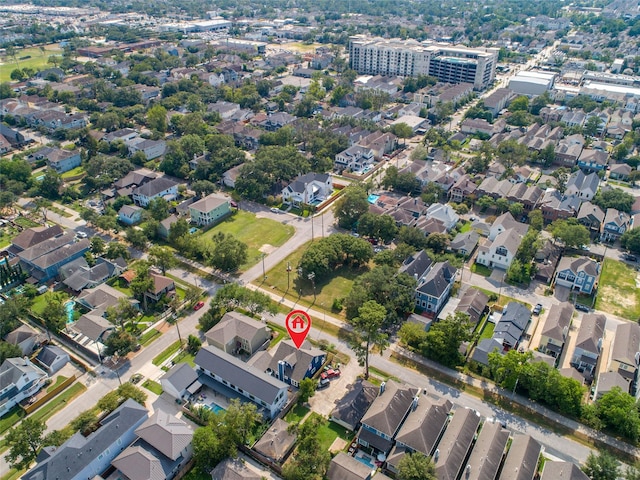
xmin=160 ymin=363 xmax=199 ymax=394
xmin=556 ymin=256 xmax=599 ymax=278
xmin=451 ymin=230 xmax=479 ymax=253
xmin=493 ymin=302 xmax=531 ymax=347
xmin=612 ymin=322 xmax=640 ymax=367
xmin=133 ymin=177 xmax=178 ymax=198
xmin=72 ymin=314 xmax=115 ymax=342
xmin=5 ymin=324 xmax=38 ymax=345
xmin=360 ymin=380 xmax=419 ymax=439
xmin=416 ymin=261 xmax=456 ymax=298
xmin=249 ymin=339 xmax=325 ymax=383
xmin=327 ymin=452 xmax=373 ymax=480
xmin=540 ymin=461 xmax=589 ymax=480
xmin=434 ymin=408 xmax=481 ymax=480
xmin=22 ymin=399 xmax=148 ymax=480
xmin=62 ymin=261 xmax=114 ymax=292
xmin=498 ymin=434 xmax=542 ymax=480
xmin=575 ymin=313 xmax=606 ymax=354
xmin=464 ymin=421 xmax=509 ymax=480
xmin=36 ymin=345 xmax=69 ymax=368
xmin=471 ymin=338 xmax=504 ymax=366
xmin=330 ymin=379 xmax=378 ymax=430
xmin=541 ymin=303 xmax=573 ymax=343
xmin=286 ymin=172 xmax=330 ymax=195
xmin=135 ymin=410 xmax=193 ymax=461
xmin=253 ymin=418 xmax=297 ymax=462
xmin=194 ymin=346 xmax=287 ymax=405
xmin=18 ymin=231 xmax=76 ymax=262
xmin=11 ymin=225 xmax=64 ymax=251
xmin=210 ymin=458 xmax=262 ymax=480
xmin=31 ymin=238 xmax=89 ymax=270
xmin=456 ymin=287 xmax=489 ymax=326
xmin=566 ymin=170 xmax=599 ymax=194
xmin=399 ymin=250 xmax=433 ymax=279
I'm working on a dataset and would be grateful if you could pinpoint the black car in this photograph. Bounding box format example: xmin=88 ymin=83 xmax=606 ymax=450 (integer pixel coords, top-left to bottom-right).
xmin=624 ymin=253 xmax=638 ymax=262
xmin=575 ymin=303 xmax=590 ymax=312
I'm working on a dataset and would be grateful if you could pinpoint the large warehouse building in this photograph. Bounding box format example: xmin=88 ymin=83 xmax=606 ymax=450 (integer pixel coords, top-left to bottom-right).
xmin=508 ymin=70 xmax=556 ymax=96
xmin=348 ymin=35 xmax=498 ymax=90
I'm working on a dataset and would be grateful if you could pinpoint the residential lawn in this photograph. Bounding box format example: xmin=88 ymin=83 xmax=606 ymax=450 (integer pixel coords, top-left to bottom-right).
xmin=477 ymin=287 xmax=530 ymax=310
xmin=0 ymin=407 xmax=26 ymax=435
xmin=201 ymin=210 xmax=294 ymax=270
xmin=259 ymin=241 xmax=366 ymax=318
xmin=0 ymin=45 xmax=63 ymax=82
xmin=471 ymin=263 xmax=492 ymax=277
xmin=61 ymin=166 xmax=85 ymax=179
xmin=267 ymin=321 xmax=287 ymax=348
xmin=107 ymin=277 xmax=133 ymax=296
xmin=285 ymin=404 xmax=310 ymax=424
xmin=46 ymin=376 xmax=68 ymax=393
xmin=29 ymin=382 xmax=86 ymax=423
xmin=286 ymin=42 xmax=322 ymax=53
xmin=595 ymin=258 xmax=640 ymax=320
xmin=173 ymin=350 xmax=196 ymax=367
xmin=305 ymin=413 xmax=354 ymax=451
xmin=139 ymin=328 xmax=161 ymax=346
xmin=142 ymin=379 xmax=163 ymax=395
xmin=0 ymin=468 xmax=25 ymax=480
xmin=459 ymin=222 xmax=472 ymax=233
xmin=13 ymin=217 xmax=40 ymax=228
xmin=30 ymin=292 xmax=70 ymax=316
xmin=479 ymin=321 xmax=495 ymax=340
xmin=152 ymin=340 xmax=183 ymax=366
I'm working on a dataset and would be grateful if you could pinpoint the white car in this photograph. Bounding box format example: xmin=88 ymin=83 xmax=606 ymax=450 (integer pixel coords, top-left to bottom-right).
xmin=76 ymin=231 xmax=88 ymax=239
xmin=270 ymin=208 xmax=280 ymax=213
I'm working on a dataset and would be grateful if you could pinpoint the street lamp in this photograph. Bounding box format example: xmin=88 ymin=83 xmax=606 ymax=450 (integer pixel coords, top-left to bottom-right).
xmin=307 ymin=272 xmax=316 ymax=302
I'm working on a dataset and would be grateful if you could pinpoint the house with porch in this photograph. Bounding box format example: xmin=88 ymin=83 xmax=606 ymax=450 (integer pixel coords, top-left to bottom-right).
xmin=188 ymin=193 xmax=231 ymax=226
xmin=571 ymin=313 xmax=605 ymax=376
xmin=538 ymin=303 xmax=574 ymax=360
xmin=282 ymin=173 xmax=332 ymax=207
xmin=0 ymin=357 xmax=48 ymax=418
xmin=601 ymin=208 xmax=631 ymax=242
xmin=554 ymin=256 xmax=599 ymax=294
xmin=609 ymin=322 xmax=640 ymax=396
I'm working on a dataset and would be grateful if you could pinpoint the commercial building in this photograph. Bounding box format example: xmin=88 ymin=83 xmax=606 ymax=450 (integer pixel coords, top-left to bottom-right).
xmin=508 ymin=71 xmax=556 ymax=96
xmin=348 ymin=35 xmax=498 ymax=90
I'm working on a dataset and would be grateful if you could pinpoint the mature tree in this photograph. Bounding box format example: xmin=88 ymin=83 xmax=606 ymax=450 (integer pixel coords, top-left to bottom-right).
xmin=582 ymin=451 xmax=620 ymax=480
xmin=390 ymin=122 xmax=413 ymax=145
xmin=552 ymin=167 xmax=570 ymax=195
xmin=509 ymin=202 xmax=524 ymax=219
xmin=192 ymin=424 xmax=224 ymax=473
xmin=489 ymin=349 xmax=532 ymax=392
xmin=5 ymin=418 xmax=46 ymax=469
xmin=528 ymin=209 xmax=544 ymax=231
xmin=187 ymin=334 xmax=201 ymax=354
xmin=621 ymin=228 xmax=640 ymax=254
xmin=0 ymin=342 xmax=22 ymax=365
xmin=168 ymin=218 xmax=190 ymax=246
xmin=398 ymin=321 xmax=429 ymax=349
xmin=396 ymin=225 xmax=427 ymax=250
xmin=207 ymin=232 xmax=248 ymax=272
xmin=147 ymin=197 xmax=170 ymax=221
xmin=397 ymin=452 xmax=437 ymax=480
xmin=149 ymin=245 xmax=177 ymax=275
xmin=357 ymin=213 xmax=398 ymax=243
xmin=38 ymin=169 xmax=62 ymax=199
xmin=282 ymin=414 xmax=331 ymax=480
xmin=626 ymin=463 xmax=640 ymax=480
xmin=496 ymin=139 xmax=529 ymax=171
xmin=0 ymin=296 xmax=31 ymax=337
xmin=71 ymin=410 xmax=99 ymax=435
xmin=550 ymin=219 xmax=590 ymax=248
xmin=40 ymin=292 xmax=67 ymax=340
xmin=103 ymin=330 xmax=137 ymax=357
xmin=595 ymin=387 xmax=640 ymax=442
xmin=584 ymin=116 xmax=601 ymax=137
xmin=191 ymin=179 xmax=217 ymax=198
xmin=105 ymin=241 xmax=130 ymax=260
xmin=425 ymin=232 xmax=449 ymax=253
xmin=90 ymin=236 xmax=105 ymax=255
xmin=129 ymin=262 xmax=154 ymax=310
xmin=593 ymin=188 xmax=634 ymax=213
xmin=348 ymin=300 xmax=388 ymax=379
xmin=334 ymin=185 xmax=369 ymax=229
xmin=105 ymin=297 xmax=139 ymax=331
xmin=298 ymin=378 xmax=316 ymax=403
xmin=421 ymin=312 xmax=472 ymax=367
xmin=146 ymin=104 xmax=168 ymax=132
xmin=125 ymin=227 xmax=147 ymax=250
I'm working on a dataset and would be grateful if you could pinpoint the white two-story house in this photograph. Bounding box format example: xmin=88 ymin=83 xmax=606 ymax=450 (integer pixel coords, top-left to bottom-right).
xmin=132 ymin=177 xmax=179 ymax=207
xmin=334 ymin=145 xmax=374 ymax=172
xmin=282 ymin=173 xmax=332 ymax=207
xmin=0 ymin=357 xmax=47 ymax=418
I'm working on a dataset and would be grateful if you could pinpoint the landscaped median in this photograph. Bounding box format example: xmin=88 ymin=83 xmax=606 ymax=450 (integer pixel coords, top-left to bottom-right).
xmin=152 ymin=340 xmax=183 ymax=367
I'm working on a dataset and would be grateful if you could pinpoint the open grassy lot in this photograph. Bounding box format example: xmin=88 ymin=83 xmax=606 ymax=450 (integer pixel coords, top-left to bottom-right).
xmin=595 ymin=258 xmax=640 ymax=320
xmin=471 ymin=263 xmax=492 ymax=277
xmin=0 ymin=45 xmax=63 ymax=82
xmin=201 ymin=210 xmax=294 ymax=269
xmin=259 ymin=241 xmax=366 ymax=317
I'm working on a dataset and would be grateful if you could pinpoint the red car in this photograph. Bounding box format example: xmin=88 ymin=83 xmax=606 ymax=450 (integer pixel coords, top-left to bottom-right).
xmin=321 ymin=369 xmax=341 ymax=380
xmin=193 ymin=301 xmax=205 ymax=311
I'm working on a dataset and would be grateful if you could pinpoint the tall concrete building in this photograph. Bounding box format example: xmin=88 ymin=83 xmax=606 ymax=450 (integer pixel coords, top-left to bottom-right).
xmin=348 ymin=35 xmax=498 ymax=90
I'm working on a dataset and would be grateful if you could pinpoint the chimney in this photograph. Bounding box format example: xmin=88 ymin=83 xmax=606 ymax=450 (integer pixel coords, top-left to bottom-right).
xmin=379 ymin=382 xmax=386 ymax=395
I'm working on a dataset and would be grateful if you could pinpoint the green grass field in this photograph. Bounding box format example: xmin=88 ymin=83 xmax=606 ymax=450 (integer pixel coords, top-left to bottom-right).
xmin=201 ymin=210 xmax=294 ymax=270
xmin=142 ymin=379 xmax=163 ymax=395
xmin=305 ymin=413 xmax=354 ymax=451
xmin=0 ymin=45 xmax=63 ymax=82
xmin=284 ymin=404 xmax=310 ymax=424
xmin=595 ymin=258 xmax=640 ymax=320
xmin=152 ymin=340 xmax=183 ymax=366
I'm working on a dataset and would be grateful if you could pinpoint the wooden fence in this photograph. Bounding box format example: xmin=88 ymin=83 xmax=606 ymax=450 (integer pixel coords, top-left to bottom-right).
xmin=23 ymin=374 xmax=77 ymax=414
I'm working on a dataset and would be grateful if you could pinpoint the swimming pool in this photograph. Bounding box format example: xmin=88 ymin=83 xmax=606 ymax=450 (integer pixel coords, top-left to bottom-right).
xmin=204 ymin=402 xmax=225 ymax=414
xmin=367 ymin=194 xmax=380 ymax=204
xmin=354 ymin=452 xmax=375 ymax=469
xmin=189 ymin=227 xmax=198 ymax=234
xmin=65 ymin=300 xmax=76 ymax=324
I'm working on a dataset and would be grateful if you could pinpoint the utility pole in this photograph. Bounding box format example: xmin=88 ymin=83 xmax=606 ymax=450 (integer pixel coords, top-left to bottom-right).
xmin=262 ymin=254 xmax=267 ymax=280
xmin=308 ymin=272 xmax=316 ymax=302
xmin=286 ymin=262 xmax=292 ymax=291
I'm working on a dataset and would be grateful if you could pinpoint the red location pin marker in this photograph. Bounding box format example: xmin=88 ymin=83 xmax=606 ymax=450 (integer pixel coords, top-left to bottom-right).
xmin=285 ymin=310 xmax=312 ymax=349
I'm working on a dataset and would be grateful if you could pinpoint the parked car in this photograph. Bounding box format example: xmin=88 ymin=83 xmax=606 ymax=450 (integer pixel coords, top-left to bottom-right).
xmin=76 ymin=231 xmax=88 ymax=239
xmin=532 ymin=303 xmax=543 ymax=315
xmin=318 ymin=378 xmax=330 ymax=389
xmin=129 ymin=373 xmax=143 ymax=384
xmin=193 ymin=301 xmax=205 ymax=311
xmin=321 ymin=368 xmax=341 ymax=380
xmin=575 ymin=303 xmax=590 ymax=312
xmin=624 ymin=253 xmax=638 ymax=262
xmin=270 ymin=207 xmax=280 ymax=213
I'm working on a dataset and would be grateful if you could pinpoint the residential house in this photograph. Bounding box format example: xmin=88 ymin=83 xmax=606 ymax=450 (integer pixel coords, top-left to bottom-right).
xmin=449 ymin=174 xmax=477 ymax=203
xmin=538 ymin=303 xmax=574 ymax=360
xmin=425 ymin=203 xmax=459 ymax=231
xmin=498 ymin=434 xmax=542 ymax=480
xmin=0 ymin=357 xmax=47 ymax=418
xmin=386 ymin=398 xmax=453 ymax=474
xmin=111 ymin=409 xmax=193 ymax=480
xmin=76 ymin=283 xmax=132 ymax=313
xmin=282 ymin=173 xmax=332 ymax=207
xmin=578 ymin=149 xmax=609 ymax=172
xmin=8 ymin=225 xmax=63 ymax=253
xmin=194 ymin=346 xmax=288 ymax=419
xmin=261 ymin=112 xmax=297 ymax=131
xmin=327 ymin=452 xmax=374 ymax=480
xmin=610 ymin=163 xmax=632 ymax=181
xmin=554 ymin=256 xmax=599 ymax=294
xmin=455 ymin=287 xmax=489 ymax=327
xmin=571 ymin=313 xmax=606 ymax=375
xmin=476 ymin=228 xmax=525 ymax=270
xmin=31 ymin=147 xmax=79 ymax=174
xmin=433 ymin=408 xmax=481 ymax=480
xmin=249 ymin=339 xmax=325 ymax=387
xmin=132 ymin=177 xmax=179 ymax=207
xmin=565 ymin=170 xmax=600 ymax=201
xmin=188 ymin=193 xmax=231 ymax=226
xmin=540 ymin=461 xmax=590 ymax=480
xmin=160 ymin=363 xmax=200 ymax=401
xmin=595 ymin=371 xmax=630 ymax=400
xmin=330 ymin=379 xmax=379 ymax=431
xmin=211 ymin=458 xmax=262 ymax=480
xmin=487 ymin=212 xmax=529 ymax=241
xmin=534 ymin=240 xmax=562 ymax=284
xmin=117 ymin=204 xmax=144 ymax=226
xmin=609 ymin=322 xmax=640 ymax=394
xmin=125 ymin=137 xmax=166 ymax=160
xmin=357 ymin=131 xmax=398 ymax=160
xmin=104 ymin=128 xmax=139 ymax=144
xmin=415 ymin=261 xmax=457 ymax=316
xmin=144 ymin=272 xmax=175 ymax=303
xmin=601 ymin=208 xmax=631 ymax=242
xmin=450 ymin=230 xmax=479 ymax=257
xmin=460 ymin=118 xmax=495 ymax=136
xmin=158 ymin=214 xmax=179 ymax=240
xmin=69 ymin=313 xmax=116 ymax=358
xmin=36 ymin=345 xmax=70 ymax=374
xmin=357 ymin=380 xmax=420 ymax=455
xmin=113 ymin=168 xmax=157 ymax=190
xmin=472 ymin=338 xmax=510 ymax=366
xmin=4 ymin=325 xmax=39 ymax=356
xmin=61 ymin=257 xmax=125 ymax=293
xmin=205 ymin=311 xmax=270 ymax=355
xmin=493 ymin=302 xmax=532 ymax=350
xmin=208 ymin=101 xmax=240 ymax=120
xmin=335 ymin=145 xmax=375 ymax=172
xmin=22 ymin=399 xmax=148 ymax=480
xmin=222 ymin=164 xmax=243 ymax=188
xmin=540 ymin=189 xmax=581 ymax=223
xmin=253 ymin=418 xmax=297 ymax=463
xmin=464 ymin=421 xmax=510 ymax=480
xmin=554 ymin=134 xmax=584 ymax=167
xmin=506 ymin=183 xmax=543 ymax=212
xmin=577 ymin=202 xmax=605 ymax=233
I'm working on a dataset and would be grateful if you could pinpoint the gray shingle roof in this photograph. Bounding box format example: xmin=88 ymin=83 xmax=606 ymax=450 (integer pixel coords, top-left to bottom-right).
xmin=11 ymin=225 xmax=64 ymax=251
xmin=434 ymin=408 xmax=481 ymax=480
xmin=132 ymin=177 xmax=178 ymax=198
xmin=205 ymin=311 xmax=268 ymax=348
xmin=456 ymin=287 xmax=489 ymax=326
xmin=575 ymin=313 xmax=606 ymax=354
xmin=253 ymin=418 xmax=297 ymax=462
xmin=498 ymin=434 xmax=542 ymax=480
xmin=611 ymin=322 xmax=640 ymax=367
xmin=416 ymin=261 xmax=456 ymax=298
xmin=248 ymin=339 xmax=325 ymax=383
xmin=160 ymin=363 xmax=199 ymax=395
xmin=194 ymin=346 xmax=287 ymax=405
xmin=541 ymin=303 xmax=573 ymax=343
xmin=360 ymin=380 xmax=419 ymax=439
xmin=189 ymin=193 xmax=229 ymax=213
xmin=36 ymin=345 xmax=68 ymax=368
xmin=330 ymin=379 xmax=378 ymax=430
xmin=210 ymin=458 xmax=262 ymax=480
xmin=540 ymin=461 xmax=589 ymax=480
xmin=327 ymin=452 xmax=373 ymax=480
xmin=72 ymin=314 xmax=114 ymax=342
xmin=464 ymin=421 xmax=510 ymax=480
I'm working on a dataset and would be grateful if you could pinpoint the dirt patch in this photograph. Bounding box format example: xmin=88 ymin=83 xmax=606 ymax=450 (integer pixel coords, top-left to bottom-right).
xmin=598 ymin=285 xmax=635 ymax=309
xmin=329 ymin=437 xmax=347 ymax=453
xmin=259 ymin=244 xmax=277 ymax=254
